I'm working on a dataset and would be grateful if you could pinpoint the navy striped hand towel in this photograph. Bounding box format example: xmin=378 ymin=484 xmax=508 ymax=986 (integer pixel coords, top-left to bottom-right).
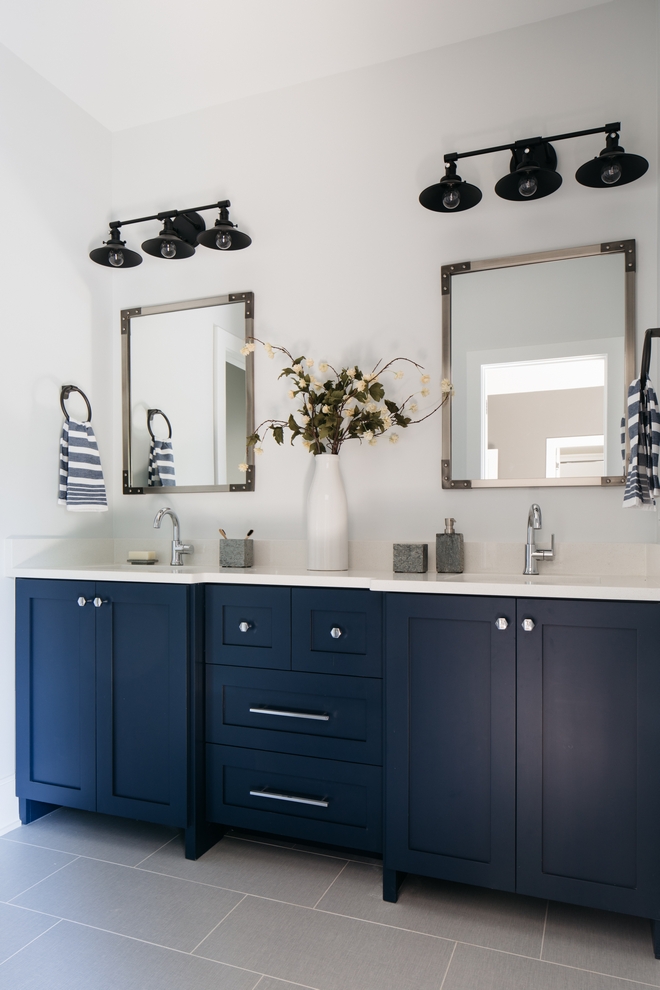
xmin=148 ymin=438 xmax=176 ymax=487
xmin=58 ymin=419 xmax=108 ymax=511
xmin=623 ymin=377 xmax=660 ymax=509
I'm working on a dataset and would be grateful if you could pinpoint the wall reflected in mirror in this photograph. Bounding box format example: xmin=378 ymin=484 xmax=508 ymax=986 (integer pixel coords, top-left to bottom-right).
xmin=446 ymin=246 xmax=633 ymax=487
xmin=122 ymin=294 xmax=254 ymax=493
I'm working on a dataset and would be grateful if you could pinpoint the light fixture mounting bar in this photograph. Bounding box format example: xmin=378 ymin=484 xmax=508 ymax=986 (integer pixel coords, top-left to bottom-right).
xmin=444 ymin=122 xmax=621 ymax=164
xmin=109 ymin=199 xmax=231 ymax=230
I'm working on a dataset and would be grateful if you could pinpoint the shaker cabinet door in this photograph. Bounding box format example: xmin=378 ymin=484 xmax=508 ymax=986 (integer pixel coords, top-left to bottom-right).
xmin=516 ymin=598 xmax=660 ymax=919
xmin=15 ymin=579 xmax=96 ymax=811
xmin=385 ymin=593 xmax=516 ymax=891
xmin=95 ymin=582 xmax=189 ymax=827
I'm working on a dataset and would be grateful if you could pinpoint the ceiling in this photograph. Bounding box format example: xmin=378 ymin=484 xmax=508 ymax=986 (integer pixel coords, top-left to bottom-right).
xmin=0 ymin=0 xmax=611 ymax=131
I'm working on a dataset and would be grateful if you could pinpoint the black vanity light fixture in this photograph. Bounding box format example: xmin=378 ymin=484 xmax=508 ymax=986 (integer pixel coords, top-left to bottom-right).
xmin=89 ymin=199 xmax=252 ymax=268
xmin=420 ymin=122 xmax=648 ymax=214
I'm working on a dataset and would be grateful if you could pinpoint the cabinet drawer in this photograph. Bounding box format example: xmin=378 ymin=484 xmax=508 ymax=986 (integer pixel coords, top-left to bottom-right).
xmin=206 ymin=744 xmax=382 ymax=851
xmin=206 ymin=585 xmax=291 ymax=669
xmin=292 ymin=589 xmax=382 ymax=676
xmin=206 ymin=666 xmax=382 ymax=764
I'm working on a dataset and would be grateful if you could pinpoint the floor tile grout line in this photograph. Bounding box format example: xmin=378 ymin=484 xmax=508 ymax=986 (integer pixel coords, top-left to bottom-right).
xmin=188 ymin=893 xmax=248 ymax=955
xmin=438 ymin=941 xmax=458 ymax=990
xmin=133 ymin=834 xmax=181 ymax=868
xmin=539 ymin=900 xmax=549 ymax=960
xmin=5 ymin=855 xmax=81 ymax=904
xmin=312 ymin=860 xmax=349 ymax=909
xmin=0 ymin=918 xmax=62 ymax=968
xmin=251 ymin=977 xmax=264 ymax=990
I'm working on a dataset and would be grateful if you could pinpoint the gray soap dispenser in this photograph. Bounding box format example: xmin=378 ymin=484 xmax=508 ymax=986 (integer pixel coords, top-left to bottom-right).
xmin=436 ymin=518 xmax=464 ymax=573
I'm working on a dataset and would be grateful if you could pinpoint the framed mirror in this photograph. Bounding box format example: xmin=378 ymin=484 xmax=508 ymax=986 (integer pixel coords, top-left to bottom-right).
xmin=442 ymin=240 xmax=635 ymax=489
xmin=122 ymin=292 xmax=254 ymax=493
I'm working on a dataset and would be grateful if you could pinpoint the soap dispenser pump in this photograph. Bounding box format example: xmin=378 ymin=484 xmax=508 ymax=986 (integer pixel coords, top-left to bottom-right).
xmin=436 ymin=518 xmax=464 ymax=573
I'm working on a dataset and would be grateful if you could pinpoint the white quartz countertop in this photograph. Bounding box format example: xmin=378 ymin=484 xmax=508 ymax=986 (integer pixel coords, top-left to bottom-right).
xmin=10 ymin=559 xmax=660 ymax=602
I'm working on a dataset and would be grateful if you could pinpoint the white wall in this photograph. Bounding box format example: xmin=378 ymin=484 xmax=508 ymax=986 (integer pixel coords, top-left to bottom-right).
xmin=0 ymin=44 xmax=113 ymax=830
xmin=110 ymin=0 xmax=658 ymax=547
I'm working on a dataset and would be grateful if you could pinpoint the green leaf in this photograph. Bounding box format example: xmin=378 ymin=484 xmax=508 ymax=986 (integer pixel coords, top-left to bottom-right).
xmin=246 ymin=433 xmax=260 ymax=448
xmin=369 ymin=382 xmax=385 ymax=401
xmin=384 ymin=399 xmax=398 ymax=413
xmin=272 ymin=426 xmax=284 ymax=445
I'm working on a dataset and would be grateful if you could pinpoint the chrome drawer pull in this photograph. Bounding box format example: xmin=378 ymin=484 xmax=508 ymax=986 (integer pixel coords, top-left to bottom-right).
xmin=238 ymin=621 xmax=252 ymax=633
xmin=495 ymin=617 xmax=508 ymax=630
xmin=249 ymin=706 xmax=330 ymax=721
xmin=77 ymin=597 xmax=91 ymax=607
xmin=521 ymin=618 xmax=535 ymax=632
xmin=249 ymin=788 xmax=329 ymax=808
xmin=93 ymin=597 xmax=109 ymax=608
xmin=330 ymin=626 xmax=342 ymax=639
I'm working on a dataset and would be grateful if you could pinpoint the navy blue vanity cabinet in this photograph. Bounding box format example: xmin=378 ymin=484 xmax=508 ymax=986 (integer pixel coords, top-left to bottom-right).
xmin=16 ymin=579 xmax=189 ymax=830
xmin=384 ymin=593 xmax=516 ymax=897
xmin=205 ymin=585 xmax=384 ymax=852
xmin=516 ymin=598 xmax=660 ymax=923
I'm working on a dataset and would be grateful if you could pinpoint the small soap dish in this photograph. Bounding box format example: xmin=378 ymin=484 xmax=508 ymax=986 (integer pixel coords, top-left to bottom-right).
xmin=127 ymin=558 xmax=159 ymax=565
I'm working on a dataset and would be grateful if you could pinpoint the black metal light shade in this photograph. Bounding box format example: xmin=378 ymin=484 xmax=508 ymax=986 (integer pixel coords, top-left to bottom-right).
xmin=142 ymin=218 xmax=196 ymax=260
xmin=495 ymin=143 xmax=562 ymax=201
xmin=89 ymin=230 xmax=142 ymax=268
xmin=196 ymin=205 xmax=252 ymax=250
xmin=419 ymin=162 xmax=482 ymax=213
xmin=575 ymin=130 xmax=648 ymax=188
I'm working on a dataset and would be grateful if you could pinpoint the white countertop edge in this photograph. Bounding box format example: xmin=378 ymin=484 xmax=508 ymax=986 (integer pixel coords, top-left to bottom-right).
xmin=9 ymin=563 xmax=660 ymax=601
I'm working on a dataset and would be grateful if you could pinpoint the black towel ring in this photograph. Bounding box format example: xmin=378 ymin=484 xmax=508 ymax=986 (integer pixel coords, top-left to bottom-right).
xmin=60 ymin=385 xmax=92 ymax=423
xmin=147 ymin=408 xmax=173 ymax=441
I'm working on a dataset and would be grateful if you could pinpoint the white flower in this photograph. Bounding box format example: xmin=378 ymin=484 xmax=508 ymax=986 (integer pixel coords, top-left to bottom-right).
xmin=293 ymin=364 xmax=303 ymax=374
xmin=382 ymin=413 xmax=392 ymax=429
xmin=441 ymin=378 xmax=455 ymax=395
xmin=356 ymin=379 xmax=368 ymax=392
xmin=363 ymin=430 xmax=374 ymax=442
xmin=322 ymin=405 xmax=330 ymax=414
xmin=318 ymin=361 xmax=329 ymax=373
xmin=366 ymin=401 xmax=378 ymax=412
xmin=238 ymin=462 xmax=248 ymax=472
xmin=255 ymin=447 xmax=264 ymax=455
xmin=345 ymin=366 xmax=356 ymax=379
xmin=240 ymin=345 xmax=250 ymax=356
xmin=302 ymin=440 xmax=312 ymax=451
xmin=364 ymin=372 xmax=377 ymax=382
xmin=368 ymin=436 xmax=378 ymax=446
xmin=420 ymin=374 xmax=431 ymax=384
xmin=288 ymin=389 xmax=295 ymax=399
xmin=389 ymin=433 xmax=400 ymax=444
xmin=264 ymin=342 xmax=275 ymax=359
xmin=306 ymin=358 xmax=314 ymax=367
xmin=299 ymin=415 xmax=310 ymax=425
xmin=421 ymin=387 xmax=430 ymax=397
xmin=410 ymin=402 xmax=418 ymax=413
xmin=394 ymin=370 xmax=404 ymax=379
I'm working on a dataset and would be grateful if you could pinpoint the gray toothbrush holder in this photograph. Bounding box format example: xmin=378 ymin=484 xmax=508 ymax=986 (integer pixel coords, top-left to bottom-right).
xmin=393 ymin=543 xmax=428 ymax=573
xmin=219 ymin=539 xmax=254 ymax=568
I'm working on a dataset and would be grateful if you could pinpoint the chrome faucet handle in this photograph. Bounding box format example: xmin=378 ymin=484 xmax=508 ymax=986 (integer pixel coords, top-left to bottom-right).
xmin=170 ymin=541 xmax=194 ymax=566
xmin=534 ymin=533 xmax=555 ymax=560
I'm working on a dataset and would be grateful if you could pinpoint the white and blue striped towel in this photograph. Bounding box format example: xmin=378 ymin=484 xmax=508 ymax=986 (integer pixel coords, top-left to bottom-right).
xmin=148 ymin=438 xmax=176 ymax=487
xmin=58 ymin=419 xmax=108 ymax=511
xmin=622 ymin=377 xmax=660 ymax=509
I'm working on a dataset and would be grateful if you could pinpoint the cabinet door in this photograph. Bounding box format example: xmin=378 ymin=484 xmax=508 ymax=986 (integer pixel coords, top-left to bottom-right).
xmin=385 ymin=593 xmax=516 ymax=890
xmin=95 ymin=582 xmax=188 ymax=827
xmin=292 ymin=588 xmax=382 ymax=677
xmin=15 ymin=579 xmax=96 ymax=810
xmin=517 ymin=598 xmax=660 ymax=919
xmin=206 ymin=585 xmax=291 ymax=669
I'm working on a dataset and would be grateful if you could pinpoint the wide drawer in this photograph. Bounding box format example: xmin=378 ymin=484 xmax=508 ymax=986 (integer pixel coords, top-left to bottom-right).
xmin=206 ymin=666 xmax=382 ymax=764
xmin=206 ymin=585 xmax=291 ymax=669
xmin=292 ymin=588 xmax=382 ymax=677
xmin=206 ymin=744 xmax=382 ymax=852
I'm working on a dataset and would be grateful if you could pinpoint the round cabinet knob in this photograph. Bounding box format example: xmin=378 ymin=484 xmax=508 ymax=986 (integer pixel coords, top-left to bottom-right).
xmin=330 ymin=627 xmax=342 ymax=639
xmin=521 ymin=618 xmax=535 ymax=632
xmin=77 ymin=597 xmax=88 ymax=607
xmin=93 ymin=597 xmax=108 ymax=608
xmin=238 ymin=621 xmax=252 ymax=633
xmin=495 ymin=617 xmax=508 ymax=630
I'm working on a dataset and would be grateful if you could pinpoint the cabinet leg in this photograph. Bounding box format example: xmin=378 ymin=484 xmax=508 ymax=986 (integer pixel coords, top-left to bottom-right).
xmin=651 ymin=920 xmax=660 ymax=959
xmin=19 ymin=799 xmax=59 ymax=825
xmin=184 ymin=821 xmax=225 ymax=860
xmin=383 ymin=868 xmax=407 ymax=903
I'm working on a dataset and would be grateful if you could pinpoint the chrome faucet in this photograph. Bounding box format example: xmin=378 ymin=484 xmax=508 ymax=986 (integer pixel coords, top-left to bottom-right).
xmin=153 ymin=507 xmax=194 ymax=566
xmin=524 ymin=503 xmax=555 ymax=575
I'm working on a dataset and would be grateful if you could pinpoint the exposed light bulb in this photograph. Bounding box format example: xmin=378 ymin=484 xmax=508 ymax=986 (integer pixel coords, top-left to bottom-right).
xmin=601 ymin=160 xmax=622 ymax=185
xmin=442 ymin=186 xmax=461 ymax=211
xmin=160 ymin=240 xmax=177 ymax=259
xmin=216 ymin=230 xmax=232 ymax=250
xmin=518 ymin=173 xmax=538 ymax=198
xmin=108 ymin=249 xmax=124 ymax=268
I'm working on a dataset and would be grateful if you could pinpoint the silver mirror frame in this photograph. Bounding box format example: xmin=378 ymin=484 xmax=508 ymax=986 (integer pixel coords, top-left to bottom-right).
xmin=121 ymin=292 xmax=255 ymax=494
xmin=441 ymin=240 xmax=636 ymax=489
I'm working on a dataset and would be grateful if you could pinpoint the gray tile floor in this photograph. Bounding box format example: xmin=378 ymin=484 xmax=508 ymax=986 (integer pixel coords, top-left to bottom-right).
xmin=1 ymin=810 xmax=659 ymax=989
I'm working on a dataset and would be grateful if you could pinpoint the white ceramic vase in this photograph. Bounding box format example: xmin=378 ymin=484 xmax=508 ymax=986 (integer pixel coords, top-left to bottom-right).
xmin=306 ymin=453 xmax=348 ymax=570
